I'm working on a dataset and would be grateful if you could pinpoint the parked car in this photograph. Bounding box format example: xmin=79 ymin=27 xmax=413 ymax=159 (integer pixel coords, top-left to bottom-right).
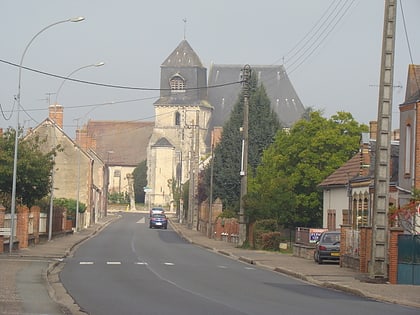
xmin=149 ymin=207 xmax=164 ymax=217
xmin=149 ymin=213 xmax=168 ymax=229
xmin=313 ymin=231 xmax=341 ymax=264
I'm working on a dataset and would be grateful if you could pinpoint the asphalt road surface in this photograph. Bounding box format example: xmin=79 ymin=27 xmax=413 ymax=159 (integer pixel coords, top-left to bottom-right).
xmin=60 ymin=213 xmax=418 ymax=315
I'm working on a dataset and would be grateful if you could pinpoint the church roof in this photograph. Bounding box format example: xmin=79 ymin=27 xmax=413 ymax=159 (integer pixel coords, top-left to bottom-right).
xmin=207 ymin=64 xmax=305 ymax=129
xmin=162 ymin=40 xmax=203 ymax=68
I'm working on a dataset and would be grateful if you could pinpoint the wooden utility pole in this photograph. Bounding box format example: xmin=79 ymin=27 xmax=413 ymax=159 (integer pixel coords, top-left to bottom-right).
xmin=370 ymin=0 xmax=397 ymax=280
xmin=239 ymin=65 xmax=251 ymax=245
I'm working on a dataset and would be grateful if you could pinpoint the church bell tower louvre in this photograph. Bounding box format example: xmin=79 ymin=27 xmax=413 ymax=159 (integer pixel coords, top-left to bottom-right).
xmin=146 ymin=40 xmax=213 ymax=209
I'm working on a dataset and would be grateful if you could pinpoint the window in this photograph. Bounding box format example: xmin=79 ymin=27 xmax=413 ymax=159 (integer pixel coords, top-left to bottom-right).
xmin=405 ymin=124 xmax=412 ymax=174
xmin=327 ymin=209 xmax=336 ymax=231
xmin=170 ymin=74 xmax=185 ymax=92
xmin=175 ymin=111 xmax=181 ymax=126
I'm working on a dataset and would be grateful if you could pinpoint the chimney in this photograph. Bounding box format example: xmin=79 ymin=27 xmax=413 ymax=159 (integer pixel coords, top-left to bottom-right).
xmin=369 ymin=121 xmax=377 ymax=140
xmin=49 ymin=104 xmax=64 ymax=128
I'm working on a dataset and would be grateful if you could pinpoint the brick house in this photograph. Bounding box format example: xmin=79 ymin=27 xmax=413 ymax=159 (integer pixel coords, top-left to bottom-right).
xmin=318 ymin=124 xmax=400 ymax=231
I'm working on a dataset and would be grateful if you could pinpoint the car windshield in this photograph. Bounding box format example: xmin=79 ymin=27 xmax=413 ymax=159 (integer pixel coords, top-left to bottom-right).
xmin=322 ymin=233 xmax=340 ymax=244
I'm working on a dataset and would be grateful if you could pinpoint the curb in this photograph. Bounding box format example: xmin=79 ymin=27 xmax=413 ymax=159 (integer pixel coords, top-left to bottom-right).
xmin=45 ymin=215 xmax=120 ymax=315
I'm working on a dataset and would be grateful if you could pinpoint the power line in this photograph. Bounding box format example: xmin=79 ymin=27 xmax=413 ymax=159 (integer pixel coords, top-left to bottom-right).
xmin=0 ymin=58 xmax=242 ymax=91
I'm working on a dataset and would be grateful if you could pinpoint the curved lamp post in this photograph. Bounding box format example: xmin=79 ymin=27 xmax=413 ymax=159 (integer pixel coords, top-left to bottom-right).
xmin=10 ymin=17 xmax=85 ymax=253
xmin=54 ymin=61 xmax=105 ymax=105
xmin=49 ymin=61 xmax=105 ymax=234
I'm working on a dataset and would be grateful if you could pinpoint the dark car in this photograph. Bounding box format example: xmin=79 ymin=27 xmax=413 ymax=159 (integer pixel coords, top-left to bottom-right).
xmin=149 ymin=213 xmax=168 ymax=229
xmin=313 ymin=231 xmax=340 ymax=264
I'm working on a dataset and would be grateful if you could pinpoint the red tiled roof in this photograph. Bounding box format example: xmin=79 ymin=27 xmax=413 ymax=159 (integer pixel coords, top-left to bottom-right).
xmin=318 ymin=153 xmax=362 ymax=187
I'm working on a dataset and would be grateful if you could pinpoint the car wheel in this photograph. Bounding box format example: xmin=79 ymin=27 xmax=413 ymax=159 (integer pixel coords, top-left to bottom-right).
xmin=164 ymin=225 xmax=167 ymax=229
xmin=318 ymin=257 xmax=323 ymax=264
xmin=314 ymin=251 xmax=318 ymax=262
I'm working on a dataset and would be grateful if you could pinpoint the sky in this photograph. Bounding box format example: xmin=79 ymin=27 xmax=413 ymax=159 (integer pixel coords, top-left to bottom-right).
xmin=1 ymin=0 xmax=419 ymax=138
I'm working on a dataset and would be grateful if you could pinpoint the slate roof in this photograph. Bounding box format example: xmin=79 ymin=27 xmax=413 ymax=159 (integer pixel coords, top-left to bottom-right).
xmin=207 ymin=64 xmax=305 ymax=129
xmin=83 ymin=120 xmax=154 ymax=166
xmin=152 ymin=137 xmax=174 ymax=148
xmin=404 ymin=64 xmax=420 ymax=103
xmin=162 ymin=40 xmax=203 ymax=68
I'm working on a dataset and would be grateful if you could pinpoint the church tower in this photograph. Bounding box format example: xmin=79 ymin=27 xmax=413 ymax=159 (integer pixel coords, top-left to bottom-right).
xmin=147 ymin=40 xmax=212 ymax=208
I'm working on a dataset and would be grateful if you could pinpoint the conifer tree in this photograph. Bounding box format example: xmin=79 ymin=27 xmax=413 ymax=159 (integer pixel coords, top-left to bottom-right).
xmin=204 ymin=73 xmax=281 ymax=210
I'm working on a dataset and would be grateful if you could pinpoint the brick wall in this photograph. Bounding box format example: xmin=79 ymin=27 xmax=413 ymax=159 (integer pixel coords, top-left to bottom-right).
xmin=389 ymin=227 xmax=404 ymax=284
xmin=359 ymin=227 xmax=372 ymax=273
xmin=16 ymin=206 xmax=29 ymax=249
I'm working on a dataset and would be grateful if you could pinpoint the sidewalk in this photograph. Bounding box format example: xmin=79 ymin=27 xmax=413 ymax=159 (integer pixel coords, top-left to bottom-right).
xmin=0 ymin=214 xmax=118 ymax=315
xmin=169 ymin=218 xmax=420 ymax=310
xmin=1 ymin=212 xmax=419 ymax=314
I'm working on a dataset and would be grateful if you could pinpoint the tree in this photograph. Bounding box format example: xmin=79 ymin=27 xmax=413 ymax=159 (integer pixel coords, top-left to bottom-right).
xmin=133 ymin=160 xmax=147 ymax=203
xmin=203 ymin=73 xmax=281 ymax=210
xmin=0 ymin=128 xmax=56 ymax=210
xmin=390 ymin=189 xmax=420 ymax=234
xmin=248 ymin=111 xmax=368 ymax=228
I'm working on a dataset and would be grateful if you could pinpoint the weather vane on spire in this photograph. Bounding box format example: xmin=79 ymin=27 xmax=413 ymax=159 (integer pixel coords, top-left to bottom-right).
xmin=183 ymin=18 xmax=187 ymax=40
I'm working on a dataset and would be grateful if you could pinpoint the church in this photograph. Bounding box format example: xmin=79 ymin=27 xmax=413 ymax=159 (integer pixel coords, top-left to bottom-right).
xmin=146 ymin=39 xmax=305 ymax=208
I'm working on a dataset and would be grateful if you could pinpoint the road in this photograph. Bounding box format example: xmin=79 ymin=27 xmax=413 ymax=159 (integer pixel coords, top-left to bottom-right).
xmin=60 ymin=213 xmax=418 ymax=315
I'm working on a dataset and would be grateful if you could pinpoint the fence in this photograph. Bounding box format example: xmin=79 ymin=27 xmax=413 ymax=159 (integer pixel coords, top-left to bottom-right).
xmin=343 ymin=229 xmax=360 ymax=257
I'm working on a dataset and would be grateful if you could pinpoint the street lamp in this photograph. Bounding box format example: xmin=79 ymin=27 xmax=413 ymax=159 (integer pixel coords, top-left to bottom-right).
xmin=54 ymin=61 xmax=105 ymax=105
xmin=49 ymin=61 xmax=105 ymax=234
xmin=9 ymin=17 xmax=85 ymax=252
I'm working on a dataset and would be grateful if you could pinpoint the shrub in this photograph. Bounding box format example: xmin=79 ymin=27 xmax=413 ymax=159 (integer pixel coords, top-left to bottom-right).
xmin=261 ymin=232 xmax=282 ymax=251
xmin=54 ymin=198 xmax=86 ymax=215
xmin=255 ymin=219 xmax=277 ymax=232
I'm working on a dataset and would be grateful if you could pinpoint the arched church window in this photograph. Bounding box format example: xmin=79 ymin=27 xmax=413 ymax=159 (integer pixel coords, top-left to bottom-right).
xmin=170 ymin=74 xmax=185 ymax=92
xmin=175 ymin=111 xmax=181 ymax=126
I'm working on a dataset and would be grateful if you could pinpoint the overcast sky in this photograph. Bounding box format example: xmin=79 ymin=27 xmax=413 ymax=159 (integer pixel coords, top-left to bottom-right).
xmin=1 ymin=0 xmax=419 ymax=137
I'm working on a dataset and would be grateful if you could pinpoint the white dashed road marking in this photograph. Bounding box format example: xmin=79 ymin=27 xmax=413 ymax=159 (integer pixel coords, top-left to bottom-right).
xmin=136 ymin=262 xmax=148 ymax=265
xmin=79 ymin=262 xmax=94 ymax=265
xmin=136 ymin=217 xmax=146 ymax=224
xmin=164 ymin=262 xmax=175 ymax=266
xmin=107 ymin=261 xmax=122 ymax=265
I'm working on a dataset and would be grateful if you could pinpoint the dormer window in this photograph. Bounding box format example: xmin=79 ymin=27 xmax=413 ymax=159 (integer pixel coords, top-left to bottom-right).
xmin=170 ymin=74 xmax=186 ymax=92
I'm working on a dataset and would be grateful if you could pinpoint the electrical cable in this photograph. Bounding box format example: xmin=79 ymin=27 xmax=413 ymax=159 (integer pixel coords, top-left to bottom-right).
xmin=0 ymin=58 xmax=242 ymax=91
xmin=399 ymin=0 xmax=420 ymax=94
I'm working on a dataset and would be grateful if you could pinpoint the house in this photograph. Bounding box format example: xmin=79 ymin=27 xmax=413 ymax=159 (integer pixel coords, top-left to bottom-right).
xmin=27 ymin=105 xmax=106 ymax=227
xmin=76 ymin=120 xmax=154 ymax=203
xmin=319 ymin=65 xmax=420 ymax=233
xmin=397 ymin=64 xmax=420 ymax=207
xmin=319 ymin=122 xmax=400 ymax=231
